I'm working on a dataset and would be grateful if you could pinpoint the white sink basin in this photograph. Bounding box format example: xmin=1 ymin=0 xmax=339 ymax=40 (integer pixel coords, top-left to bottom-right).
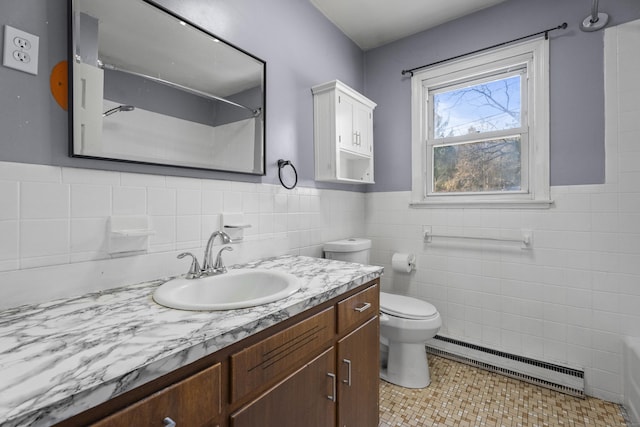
xmin=153 ymin=269 xmax=300 ymax=311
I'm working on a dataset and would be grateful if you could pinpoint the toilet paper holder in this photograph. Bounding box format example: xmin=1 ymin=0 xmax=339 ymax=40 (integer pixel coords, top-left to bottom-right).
xmin=392 ymin=252 xmax=416 ymax=273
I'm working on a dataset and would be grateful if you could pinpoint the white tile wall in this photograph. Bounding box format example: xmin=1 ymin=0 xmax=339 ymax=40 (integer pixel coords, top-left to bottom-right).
xmin=363 ymin=19 xmax=640 ymax=404
xmin=0 ymin=163 xmax=365 ymax=310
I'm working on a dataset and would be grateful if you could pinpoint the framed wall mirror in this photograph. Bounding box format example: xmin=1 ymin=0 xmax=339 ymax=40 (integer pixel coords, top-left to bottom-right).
xmin=69 ymin=0 xmax=266 ymax=175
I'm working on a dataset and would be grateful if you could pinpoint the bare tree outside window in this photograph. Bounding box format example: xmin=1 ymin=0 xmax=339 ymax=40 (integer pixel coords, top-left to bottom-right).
xmin=431 ymin=75 xmax=523 ymax=193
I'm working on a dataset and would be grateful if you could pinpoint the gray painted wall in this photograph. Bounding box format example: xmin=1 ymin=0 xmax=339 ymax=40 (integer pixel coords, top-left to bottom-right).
xmin=4 ymin=0 xmax=640 ymax=193
xmin=364 ymin=0 xmax=640 ymax=192
xmin=0 ymin=0 xmax=363 ymax=188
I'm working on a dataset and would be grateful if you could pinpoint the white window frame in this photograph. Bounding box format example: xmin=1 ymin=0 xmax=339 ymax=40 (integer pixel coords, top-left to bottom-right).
xmin=410 ymin=38 xmax=552 ymax=209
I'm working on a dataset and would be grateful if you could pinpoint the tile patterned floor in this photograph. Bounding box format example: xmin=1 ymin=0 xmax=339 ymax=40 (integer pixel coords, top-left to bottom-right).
xmin=379 ymin=355 xmax=628 ymax=427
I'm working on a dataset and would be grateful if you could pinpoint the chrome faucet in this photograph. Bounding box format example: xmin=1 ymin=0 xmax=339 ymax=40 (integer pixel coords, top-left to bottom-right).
xmin=202 ymin=230 xmax=233 ymax=275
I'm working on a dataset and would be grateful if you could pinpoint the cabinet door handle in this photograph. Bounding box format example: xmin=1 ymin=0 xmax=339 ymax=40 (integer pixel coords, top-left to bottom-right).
xmin=163 ymin=417 xmax=176 ymax=427
xmin=354 ymin=302 xmax=371 ymax=313
xmin=327 ymin=372 xmax=337 ymax=402
xmin=342 ymin=359 xmax=352 ymax=386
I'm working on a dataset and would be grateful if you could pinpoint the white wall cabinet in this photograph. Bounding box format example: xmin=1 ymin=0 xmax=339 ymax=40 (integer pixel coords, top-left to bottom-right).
xmin=312 ymin=80 xmax=376 ymax=184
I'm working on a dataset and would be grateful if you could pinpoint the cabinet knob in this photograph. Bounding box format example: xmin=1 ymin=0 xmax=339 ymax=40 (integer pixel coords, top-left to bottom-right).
xmin=163 ymin=417 xmax=176 ymax=427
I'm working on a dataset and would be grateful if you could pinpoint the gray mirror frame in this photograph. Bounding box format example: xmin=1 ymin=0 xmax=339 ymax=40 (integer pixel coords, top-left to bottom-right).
xmin=67 ymin=0 xmax=267 ymax=176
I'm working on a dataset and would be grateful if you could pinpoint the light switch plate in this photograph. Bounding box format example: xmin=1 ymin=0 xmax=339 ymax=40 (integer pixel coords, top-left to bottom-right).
xmin=3 ymin=25 xmax=39 ymax=75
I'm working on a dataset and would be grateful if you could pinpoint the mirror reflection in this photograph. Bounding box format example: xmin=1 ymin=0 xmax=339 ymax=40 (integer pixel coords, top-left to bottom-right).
xmin=70 ymin=0 xmax=266 ymax=174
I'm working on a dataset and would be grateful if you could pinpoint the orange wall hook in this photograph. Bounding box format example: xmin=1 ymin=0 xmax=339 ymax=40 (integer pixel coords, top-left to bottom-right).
xmin=50 ymin=60 xmax=68 ymax=111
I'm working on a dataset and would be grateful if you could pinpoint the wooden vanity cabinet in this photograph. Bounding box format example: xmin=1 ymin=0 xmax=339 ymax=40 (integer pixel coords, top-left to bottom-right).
xmin=230 ymin=282 xmax=380 ymax=427
xmin=63 ymin=279 xmax=379 ymax=427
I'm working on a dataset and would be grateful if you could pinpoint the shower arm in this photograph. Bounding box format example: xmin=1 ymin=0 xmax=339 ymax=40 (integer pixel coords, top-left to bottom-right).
xmin=580 ymin=0 xmax=608 ymax=32
xmin=589 ymin=0 xmax=600 ymax=24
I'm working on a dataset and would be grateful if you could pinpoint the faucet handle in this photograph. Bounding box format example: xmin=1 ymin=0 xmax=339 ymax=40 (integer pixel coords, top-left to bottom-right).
xmin=213 ymin=246 xmax=234 ymax=274
xmin=177 ymin=252 xmax=202 ymax=279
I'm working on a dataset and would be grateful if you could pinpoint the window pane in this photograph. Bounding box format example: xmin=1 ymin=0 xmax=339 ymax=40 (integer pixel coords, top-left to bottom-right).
xmin=433 ymin=75 xmax=521 ymax=139
xmin=433 ymin=137 xmax=521 ymax=193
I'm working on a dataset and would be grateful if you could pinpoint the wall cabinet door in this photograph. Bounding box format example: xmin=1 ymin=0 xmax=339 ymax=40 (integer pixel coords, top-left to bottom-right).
xmin=336 ymin=93 xmax=372 ymax=157
xmin=337 ymin=317 xmax=379 ymax=427
xmin=230 ymin=348 xmax=336 ymax=427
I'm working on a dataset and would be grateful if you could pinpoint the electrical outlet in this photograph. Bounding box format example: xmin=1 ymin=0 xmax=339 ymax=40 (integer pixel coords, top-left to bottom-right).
xmin=13 ymin=36 xmax=31 ymax=50
xmin=3 ymin=25 xmax=39 ymax=75
xmin=13 ymin=51 xmax=30 ymax=63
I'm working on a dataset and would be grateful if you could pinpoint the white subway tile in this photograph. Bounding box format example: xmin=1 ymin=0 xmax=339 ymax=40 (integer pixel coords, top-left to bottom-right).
xmin=121 ymin=172 xmax=165 ymax=187
xmin=71 ymin=184 xmax=111 ymax=218
xmin=0 ymin=162 xmax=60 ymax=182
xmin=201 ymin=215 xmax=221 ymax=238
xmin=0 ymin=259 xmax=18 ymax=272
xmin=176 ymin=189 xmax=201 ymax=215
xmin=20 ymin=219 xmax=69 ymax=258
xmin=259 ymin=193 xmax=274 ymax=213
xmin=71 ymin=218 xmax=108 ymax=253
xmin=0 ymin=181 xmax=18 ymax=220
xmin=21 ymin=254 xmax=70 ymax=269
xmin=112 ymin=187 xmax=146 ymax=215
xmin=148 ymin=188 xmax=176 ymax=216
xmin=202 ymin=190 xmax=223 ymax=214
xmin=149 ymin=216 xmax=176 ymax=246
xmin=274 ymin=194 xmax=286 ymax=213
xmin=176 ymin=215 xmax=201 ymax=243
xmin=62 ymin=167 xmax=119 ymax=185
xmin=223 ymin=192 xmax=243 ymax=212
xmin=0 ymin=221 xmax=18 ymax=261
xmin=242 ymin=192 xmax=260 ymax=213
xmin=166 ymin=176 xmax=202 ymax=189
xmin=21 ymin=182 xmax=69 ymax=219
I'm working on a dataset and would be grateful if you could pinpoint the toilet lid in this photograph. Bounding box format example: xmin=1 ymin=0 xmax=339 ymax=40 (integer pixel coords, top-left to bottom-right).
xmin=380 ymin=292 xmax=438 ymax=320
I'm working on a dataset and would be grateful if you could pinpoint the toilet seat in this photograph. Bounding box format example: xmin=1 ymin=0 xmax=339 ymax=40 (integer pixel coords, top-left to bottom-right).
xmin=380 ymin=292 xmax=438 ymax=320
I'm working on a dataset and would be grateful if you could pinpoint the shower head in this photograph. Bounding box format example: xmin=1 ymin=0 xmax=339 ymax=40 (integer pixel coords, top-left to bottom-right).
xmin=103 ymin=105 xmax=135 ymax=117
xmin=580 ymin=0 xmax=608 ymax=32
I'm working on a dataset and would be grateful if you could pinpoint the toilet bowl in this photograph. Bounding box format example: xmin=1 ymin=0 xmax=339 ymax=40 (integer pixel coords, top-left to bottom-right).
xmin=323 ymin=238 xmax=442 ymax=389
xmin=379 ymin=292 xmax=441 ymax=388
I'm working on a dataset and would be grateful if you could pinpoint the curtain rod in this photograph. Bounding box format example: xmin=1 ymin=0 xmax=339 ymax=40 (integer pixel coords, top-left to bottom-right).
xmin=99 ymin=62 xmax=262 ymax=117
xmin=401 ymin=22 xmax=568 ymax=77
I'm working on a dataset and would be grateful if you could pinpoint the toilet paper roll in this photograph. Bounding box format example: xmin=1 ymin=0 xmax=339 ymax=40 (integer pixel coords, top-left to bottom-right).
xmin=391 ymin=252 xmax=415 ymax=273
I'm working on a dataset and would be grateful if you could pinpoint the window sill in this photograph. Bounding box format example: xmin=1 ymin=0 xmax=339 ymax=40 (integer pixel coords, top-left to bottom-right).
xmin=410 ymin=199 xmax=554 ymax=209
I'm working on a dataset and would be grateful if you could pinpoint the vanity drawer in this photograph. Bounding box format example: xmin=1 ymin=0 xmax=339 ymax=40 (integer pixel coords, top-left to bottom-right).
xmin=230 ymin=307 xmax=335 ymax=403
xmin=91 ymin=362 xmax=221 ymax=427
xmin=337 ymin=283 xmax=379 ymax=335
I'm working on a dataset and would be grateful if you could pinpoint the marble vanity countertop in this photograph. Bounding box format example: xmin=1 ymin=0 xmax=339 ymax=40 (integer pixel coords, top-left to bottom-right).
xmin=0 ymin=255 xmax=383 ymax=427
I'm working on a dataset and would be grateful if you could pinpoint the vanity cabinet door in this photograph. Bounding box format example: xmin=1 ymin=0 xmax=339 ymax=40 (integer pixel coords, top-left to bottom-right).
xmin=91 ymin=363 xmax=221 ymax=427
xmin=230 ymin=307 xmax=335 ymax=403
xmin=337 ymin=317 xmax=379 ymax=427
xmin=230 ymin=347 xmax=336 ymax=427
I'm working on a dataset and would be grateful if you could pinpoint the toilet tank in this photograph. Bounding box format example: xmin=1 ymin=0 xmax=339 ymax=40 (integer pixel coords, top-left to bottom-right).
xmin=323 ymin=238 xmax=371 ymax=264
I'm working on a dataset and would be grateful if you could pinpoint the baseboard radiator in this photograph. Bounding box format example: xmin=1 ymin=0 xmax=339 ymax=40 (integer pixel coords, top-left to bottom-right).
xmin=426 ymin=335 xmax=585 ymax=398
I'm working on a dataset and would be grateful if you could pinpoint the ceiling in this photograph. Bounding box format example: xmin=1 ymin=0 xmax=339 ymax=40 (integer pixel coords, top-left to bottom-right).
xmin=309 ymin=0 xmax=509 ymax=50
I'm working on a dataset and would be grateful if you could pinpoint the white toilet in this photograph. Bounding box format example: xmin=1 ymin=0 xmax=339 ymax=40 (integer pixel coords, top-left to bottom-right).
xmin=323 ymin=238 xmax=442 ymax=389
